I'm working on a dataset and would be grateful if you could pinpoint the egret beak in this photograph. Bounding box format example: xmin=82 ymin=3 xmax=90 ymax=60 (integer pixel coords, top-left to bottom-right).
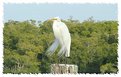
xmin=48 ymin=18 xmax=57 ymax=22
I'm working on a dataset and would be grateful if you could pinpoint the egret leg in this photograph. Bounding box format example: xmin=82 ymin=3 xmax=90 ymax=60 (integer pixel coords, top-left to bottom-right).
xmin=65 ymin=56 xmax=67 ymax=65
xmin=58 ymin=56 xmax=60 ymax=64
xmin=65 ymin=56 xmax=67 ymax=73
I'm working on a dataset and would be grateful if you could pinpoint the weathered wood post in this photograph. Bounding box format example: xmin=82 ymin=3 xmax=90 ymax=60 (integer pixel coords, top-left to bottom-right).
xmin=51 ymin=64 xmax=78 ymax=74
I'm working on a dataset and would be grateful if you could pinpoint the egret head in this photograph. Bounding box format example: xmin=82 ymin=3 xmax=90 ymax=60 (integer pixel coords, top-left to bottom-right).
xmin=50 ymin=17 xmax=61 ymax=22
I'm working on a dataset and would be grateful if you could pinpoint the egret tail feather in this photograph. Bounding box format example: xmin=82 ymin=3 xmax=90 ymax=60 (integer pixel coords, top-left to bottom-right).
xmin=58 ymin=46 xmax=66 ymax=58
xmin=46 ymin=39 xmax=59 ymax=56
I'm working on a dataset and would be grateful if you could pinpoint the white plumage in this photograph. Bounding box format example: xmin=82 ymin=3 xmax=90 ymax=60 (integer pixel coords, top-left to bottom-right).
xmin=46 ymin=17 xmax=71 ymax=57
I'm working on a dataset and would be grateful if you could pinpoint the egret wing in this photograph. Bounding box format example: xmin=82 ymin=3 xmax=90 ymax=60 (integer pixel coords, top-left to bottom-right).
xmin=58 ymin=22 xmax=71 ymax=57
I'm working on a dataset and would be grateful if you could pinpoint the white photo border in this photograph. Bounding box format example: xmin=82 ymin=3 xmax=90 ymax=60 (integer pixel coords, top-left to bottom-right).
xmin=1 ymin=0 xmax=120 ymax=77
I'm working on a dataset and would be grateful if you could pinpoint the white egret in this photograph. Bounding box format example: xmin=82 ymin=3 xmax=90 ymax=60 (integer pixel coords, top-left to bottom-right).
xmin=46 ymin=17 xmax=71 ymax=58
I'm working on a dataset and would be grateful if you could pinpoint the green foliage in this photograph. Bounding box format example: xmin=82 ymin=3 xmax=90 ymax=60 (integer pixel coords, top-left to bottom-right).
xmin=100 ymin=63 xmax=118 ymax=73
xmin=3 ymin=18 xmax=118 ymax=73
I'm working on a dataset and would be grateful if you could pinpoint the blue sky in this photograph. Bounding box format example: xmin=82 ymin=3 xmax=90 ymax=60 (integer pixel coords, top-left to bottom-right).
xmin=4 ymin=3 xmax=117 ymax=22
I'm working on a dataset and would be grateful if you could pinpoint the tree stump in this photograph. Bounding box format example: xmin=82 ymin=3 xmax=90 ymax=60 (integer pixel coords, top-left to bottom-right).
xmin=51 ymin=64 xmax=78 ymax=74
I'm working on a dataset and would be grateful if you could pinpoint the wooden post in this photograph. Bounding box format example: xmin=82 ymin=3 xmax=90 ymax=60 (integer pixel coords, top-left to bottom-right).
xmin=51 ymin=64 xmax=78 ymax=74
